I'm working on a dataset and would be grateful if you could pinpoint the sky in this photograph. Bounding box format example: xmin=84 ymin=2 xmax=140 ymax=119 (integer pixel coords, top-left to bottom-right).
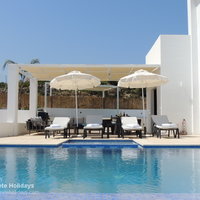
xmin=0 ymin=0 xmax=188 ymax=81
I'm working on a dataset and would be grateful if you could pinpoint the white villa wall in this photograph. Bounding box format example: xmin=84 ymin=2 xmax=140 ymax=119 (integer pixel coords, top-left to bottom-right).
xmin=0 ymin=110 xmax=7 ymax=122
xmin=0 ymin=107 xmax=147 ymax=136
xmin=46 ymin=108 xmax=148 ymax=122
xmin=0 ymin=123 xmax=26 ymax=137
xmin=0 ymin=110 xmax=29 ymax=136
xmin=0 ymin=123 xmax=16 ymax=137
xmin=146 ymin=35 xmax=193 ymax=134
xmin=146 ymin=37 xmax=162 ymax=133
xmin=146 ymin=37 xmax=162 ymax=114
xmin=1 ymin=109 xmax=31 ymax=124
xmin=160 ymin=35 xmax=192 ymax=134
xmin=146 ymin=37 xmax=161 ymax=65
xmin=18 ymin=110 xmax=31 ymax=123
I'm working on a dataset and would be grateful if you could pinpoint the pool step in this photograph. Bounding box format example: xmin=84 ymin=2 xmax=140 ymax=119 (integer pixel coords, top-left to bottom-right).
xmin=62 ymin=139 xmax=138 ymax=148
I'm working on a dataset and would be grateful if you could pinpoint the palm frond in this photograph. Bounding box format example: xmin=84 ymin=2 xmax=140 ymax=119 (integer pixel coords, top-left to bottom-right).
xmin=30 ymin=58 xmax=40 ymax=64
xmin=2 ymin=60 xmax=16 ymax=70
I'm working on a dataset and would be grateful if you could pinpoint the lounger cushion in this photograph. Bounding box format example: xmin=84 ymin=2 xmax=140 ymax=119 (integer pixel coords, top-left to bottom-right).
xmin=52 ymin=117 xmax=70 ymax=128
xmin=121 ymin=117 xmax=138 ymax=125
xmin=162 ymin=123 xmax=177 ymax=127
xmin=122 ymin=124 xmax=142 ymax=130
xmin=121 ymin=117 xmax=142 ymax=131
xmin=45 ymin=117 xmax=70 ymax=131
xmin=50 ymin=124 xmax=62 ymax=128
xmin=45 ymin=126 xmax=65 ymax=131
xmin=156 ymin=123 xmax=178 ymax=129
xmin=84 ymin=124 xmax=103 ymax=129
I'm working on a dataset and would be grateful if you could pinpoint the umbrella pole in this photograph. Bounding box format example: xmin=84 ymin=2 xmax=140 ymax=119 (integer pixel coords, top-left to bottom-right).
xmin=117 ymin=86 xmax=119 ymax=114
xmin=142 ymin=88 xmax=145 ymax=128
xmin=75 ymin=90 xmax=78 ymax=127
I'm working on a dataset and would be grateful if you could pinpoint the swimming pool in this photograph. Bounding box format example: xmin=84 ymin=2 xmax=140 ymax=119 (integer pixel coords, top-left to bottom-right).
xmin=0 ymin=147 xmax=200 ymax=196
xmin=62 ymin=139 xmax=138 ymax=148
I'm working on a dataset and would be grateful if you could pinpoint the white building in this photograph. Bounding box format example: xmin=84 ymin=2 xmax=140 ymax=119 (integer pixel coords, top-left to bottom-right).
xmin=146 ymin=0 xmax=200 ymax=135
xmin=0 ymin=0 xmax=199 ymax=136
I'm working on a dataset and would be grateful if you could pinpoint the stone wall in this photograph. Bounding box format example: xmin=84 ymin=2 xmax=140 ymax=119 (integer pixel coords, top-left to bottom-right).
xmin=0 ymin=93 xmax=144 ymax=109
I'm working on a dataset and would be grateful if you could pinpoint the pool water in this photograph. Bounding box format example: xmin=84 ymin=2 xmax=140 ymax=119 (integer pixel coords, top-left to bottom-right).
xmin=0 ymin=147 xmax=200 ymax=193
xmin=62 ymin=139 xmax=138 ymax=148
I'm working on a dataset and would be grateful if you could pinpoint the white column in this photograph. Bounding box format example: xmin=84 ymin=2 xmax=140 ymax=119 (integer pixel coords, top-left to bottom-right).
xmin=29 ymin=78 xmax=38 ymax=117
xmin=146 ymin=88 xmax=152 ymax=133
xmin=50 ymin=86 xmax=52 ymax=96
xmin=7 ymin=64 xmax=19 ymax=123
xmin=102 ymin=91 xmax=105 ymax=98
xmin=187 ymin=0 xmax=200 ymax=133
xmin=75 ymin=90 xmax=78 ymax=126
xmin=44 ymin=82 xmax=49 ymax=111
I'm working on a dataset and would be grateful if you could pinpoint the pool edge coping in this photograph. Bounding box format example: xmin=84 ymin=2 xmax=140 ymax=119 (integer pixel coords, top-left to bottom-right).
xmin=0 ymin=138 xmax=200 ymax=148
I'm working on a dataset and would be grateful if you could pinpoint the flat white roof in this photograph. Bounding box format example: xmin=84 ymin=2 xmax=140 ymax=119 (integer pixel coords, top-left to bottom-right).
xmin=18 ymin=64 xmax=160 ymax=81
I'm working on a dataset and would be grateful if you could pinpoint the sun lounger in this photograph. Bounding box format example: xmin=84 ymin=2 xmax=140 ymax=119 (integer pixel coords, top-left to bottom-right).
xmin=44 ymin=117 xmax=70 ymax=138
xmin=151 ymin=115 xmax=179 ymax=138
xmin=83 ymin=115 xmax=104 ymax=138
xmin=121 ymin=117 xmax=143 ymax=138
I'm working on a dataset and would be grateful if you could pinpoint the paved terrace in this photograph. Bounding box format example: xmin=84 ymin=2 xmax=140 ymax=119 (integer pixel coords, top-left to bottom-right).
xmin=0 ymin=133 xmax=199 ymax=147
xmin=0 ymin=133 xmax=68 ymax=147
xmin=134 ymin=135 xmax=200 ymax=147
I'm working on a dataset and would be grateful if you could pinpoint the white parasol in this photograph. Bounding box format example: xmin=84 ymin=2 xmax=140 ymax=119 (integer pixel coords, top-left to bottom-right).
xmin=50 ymin=71 xmax=101 ymax=126
xmin=118 ymin=69 xmax=168 ymax=127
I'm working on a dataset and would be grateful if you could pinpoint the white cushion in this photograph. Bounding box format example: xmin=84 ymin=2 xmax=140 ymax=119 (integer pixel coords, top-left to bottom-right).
xmin=50 ymin=124 xmax=61 ymax=128
xmin=45 ymin=126 xmax=65 ymax=131
xmin=162 ymin=123 xmax=177 ymax=127
xmin=87 ymin=123 xmax=100 ymax=127
xmin=126 ymin=124 xmax=140 ymax=128
xmin=157 ymin=123 xmax=178 ymax=129
xmin=52 ymin=117 xmax=70 ymax=128
xmin=121 ymin=117 xmax=138 ymax=125
xmin=122 ymin=124 xmax=142 ymax=130
xmin=84 ymin=124 xmax=103 ymax=129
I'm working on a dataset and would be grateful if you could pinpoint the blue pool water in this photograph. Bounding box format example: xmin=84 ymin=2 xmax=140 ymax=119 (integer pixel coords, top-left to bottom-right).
xmin=0 ymin=147 xmax=200 ymax=193
xmin=62 ymin=139 xmax=138 ymax=148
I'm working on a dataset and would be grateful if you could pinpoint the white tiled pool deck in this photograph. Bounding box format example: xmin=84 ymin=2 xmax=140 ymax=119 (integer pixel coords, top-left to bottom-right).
xmin=0 ymin=133 xmax=69 ymax=146
xmin=0 ymin=133 xmax=200 ymax=147
xmin=134 ymin=135 xmax=200 ymax=147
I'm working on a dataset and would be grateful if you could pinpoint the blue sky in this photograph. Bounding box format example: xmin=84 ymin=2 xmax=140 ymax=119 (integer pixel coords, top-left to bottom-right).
xmin=0 ymin=0 xmax=187 ymax=81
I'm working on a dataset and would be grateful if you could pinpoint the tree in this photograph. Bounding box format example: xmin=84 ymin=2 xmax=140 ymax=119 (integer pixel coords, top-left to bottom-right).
xmin=2 ymin=59 xmax=16 ymax=69
xmin=30 ymin=58 xmax=40 ymax=64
